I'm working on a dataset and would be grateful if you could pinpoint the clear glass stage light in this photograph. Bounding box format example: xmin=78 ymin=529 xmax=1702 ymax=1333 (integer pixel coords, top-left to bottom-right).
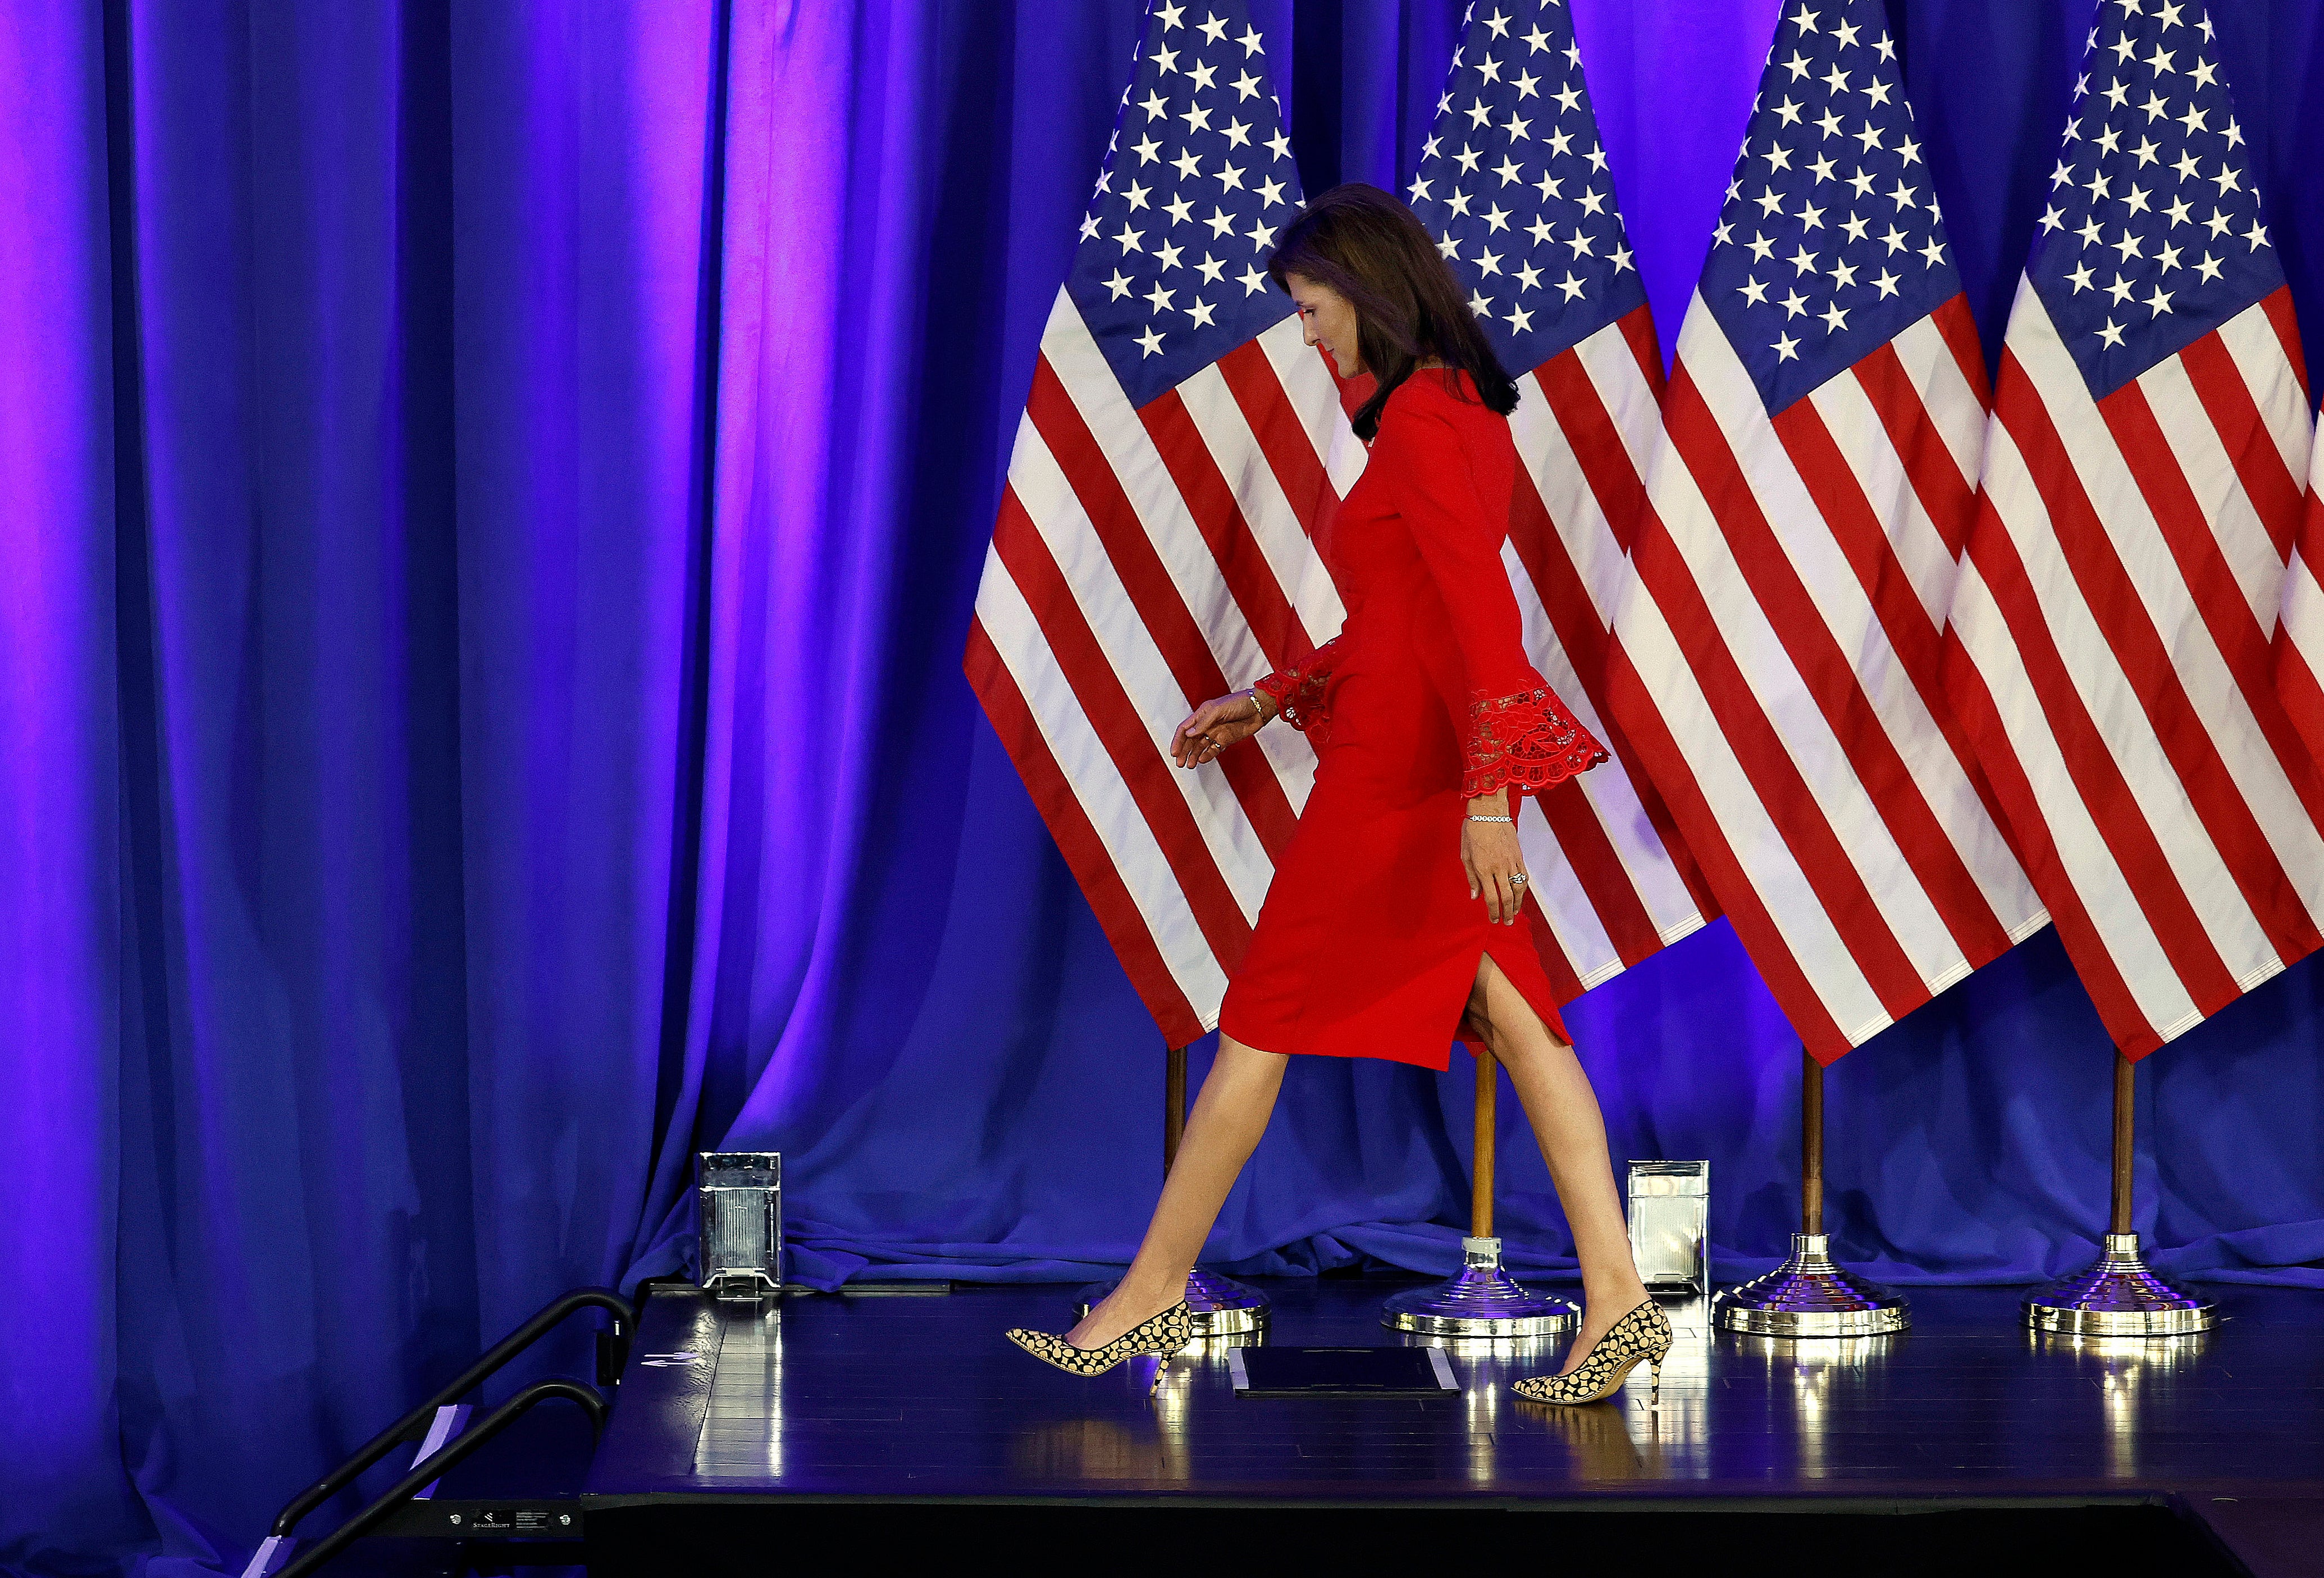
xmin=697 ymin=1152 xmax=783 ymax=1301
xmin=1628 ymin=1159 xmax=1709 ymax=1299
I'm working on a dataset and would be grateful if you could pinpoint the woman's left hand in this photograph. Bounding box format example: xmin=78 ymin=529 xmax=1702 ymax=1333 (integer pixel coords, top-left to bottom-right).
xmin=1461 ymin=792 xmax=1528 ymax=925
xmin=1171 ymin=688 xmax=1269 ymax=768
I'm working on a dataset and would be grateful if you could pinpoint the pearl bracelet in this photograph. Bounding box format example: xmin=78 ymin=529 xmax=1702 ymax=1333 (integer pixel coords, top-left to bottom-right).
xmin=1464 ymin=814 xmax=1515 ymax=823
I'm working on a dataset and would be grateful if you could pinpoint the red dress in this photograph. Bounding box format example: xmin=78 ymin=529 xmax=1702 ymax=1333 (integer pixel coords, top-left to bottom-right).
xmin=1218 ymin=367 xmax=1608 ymax=1070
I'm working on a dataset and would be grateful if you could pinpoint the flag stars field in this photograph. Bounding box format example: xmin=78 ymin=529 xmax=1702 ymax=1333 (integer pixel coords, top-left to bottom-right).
xmin=2028 ymin=0 xmax=2273 ymax=397
xmin=1405 ymin=1 xmax=1645 ymax=368
xmin=1697 ymin=1 xmax=1956 ymax=415
xmin=1063 ymin=3 xmax=1299 ymax=400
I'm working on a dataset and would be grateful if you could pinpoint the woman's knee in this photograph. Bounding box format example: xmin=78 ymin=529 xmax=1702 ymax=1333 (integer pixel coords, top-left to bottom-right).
xmin=1468 ymin=954 xmax=1571 ymax=1056
xmin=1462 ymin=976 xmax=1495 ymax=1041
xmin=1467 ymin=954 xmax=1512 ymax=1033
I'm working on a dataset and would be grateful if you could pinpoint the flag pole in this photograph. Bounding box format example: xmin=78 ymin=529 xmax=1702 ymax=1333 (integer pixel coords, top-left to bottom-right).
xmin=1382 ymin=1046 xmax=1577 ymax=1338
xmin=1801 ymin=1046 xmax=1824 ymax=1235
xmin=1078 ymin=1034 xmax=1270 ymax=1337
xmin=1472 ymin=1048 xmax=1496 ymax=1239
xmin=1712 ymin=1048 xmax=1910 ymax=1337
xmin=2021 ymin=1052 xmax=2215 ymax=1337
xmin=1163 ymin=1043 xmax=1187 ymax=1169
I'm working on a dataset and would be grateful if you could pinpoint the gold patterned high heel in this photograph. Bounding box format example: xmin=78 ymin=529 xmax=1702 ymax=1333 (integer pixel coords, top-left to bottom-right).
xmin=1511 ymin=1297 xmax=1673 ymax=1408
xmin=1005 ymin=1301 xmax=1196 ymax=1394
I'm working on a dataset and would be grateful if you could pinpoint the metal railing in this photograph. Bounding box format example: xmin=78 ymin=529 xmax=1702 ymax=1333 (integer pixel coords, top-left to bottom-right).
xmin=272 ymin=1378 xmax=608 ymax=1578
xmin=247 ymin=1285 xmax=633 ymax=1575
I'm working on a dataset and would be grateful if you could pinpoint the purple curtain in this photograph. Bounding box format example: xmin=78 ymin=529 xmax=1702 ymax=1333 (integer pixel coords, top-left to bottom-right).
xmin=2 ymin=1 xmax=2321 ymax=1569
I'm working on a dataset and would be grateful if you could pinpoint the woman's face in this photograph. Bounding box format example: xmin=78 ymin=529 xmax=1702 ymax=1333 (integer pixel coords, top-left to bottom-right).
xmin=1286 ymin=272 xmax=1363 ymax=378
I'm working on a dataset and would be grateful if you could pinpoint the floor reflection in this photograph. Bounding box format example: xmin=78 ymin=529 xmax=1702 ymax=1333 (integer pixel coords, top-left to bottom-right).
xmin=1536 ymin=1397 xmax=1664 ymax=1480
xmin=1724 ymin=1326 xmax=1900 ymax=1480
xmin=1010 ymin=1415 xmax=1189 ymax=1481
xmin=1392 ymin=1294 xmax=1716 ymax=1481
xmin=2026 ymin=1326 xmax=2216 ymax=1480
xmin=1449 ymin=1325 xmax=1673 ymax=1483
xmin=1396 ymin=1331 xmax=1556 ymax=1482
xmin=1643 ymin=1294 xmax=1713 ymax=1470
xmin=1009 ymin=1329 xmax=1264 ymax=1481
xmin=694 ymin=1305 xmax=784 ymax=1480
xmin=1152 ymin=1328 xmax=1261 ymax=1434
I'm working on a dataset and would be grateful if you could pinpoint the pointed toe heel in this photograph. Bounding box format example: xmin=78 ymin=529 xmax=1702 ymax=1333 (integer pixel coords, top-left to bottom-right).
xmin=1513 ymin=1297 xmax=1673 ymax=1408
xmin=1005 ymin=1301 xmax=1197 ymax=1388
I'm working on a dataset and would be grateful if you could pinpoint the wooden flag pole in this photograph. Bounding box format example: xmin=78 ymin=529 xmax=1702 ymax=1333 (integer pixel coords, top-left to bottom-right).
xmin=1379 ymin=1041 xmax=1575 ymax=1334
xmin=1163 ymin=1042 xmax=1188 ymax=1170
xmin=1472 ymin=1048 xmax=1498 ymax=1240
xmin=1801 ymin=1048 xmax=1825 ymax=1238
xmin=1711 ymin=1042 xmax=1909 ymax=1335
xmin=2019 ymin=1048 xmax=2214 ymax=1334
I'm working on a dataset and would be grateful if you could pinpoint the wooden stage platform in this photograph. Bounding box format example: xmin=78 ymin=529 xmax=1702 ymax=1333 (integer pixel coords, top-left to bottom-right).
xmin=572 ymin=1275 xmax=2321 ymax=1574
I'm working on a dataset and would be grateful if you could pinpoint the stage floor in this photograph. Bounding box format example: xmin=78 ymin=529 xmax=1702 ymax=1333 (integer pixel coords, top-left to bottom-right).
xmin=580 ymin=1275 xmax=2320 ymax=1571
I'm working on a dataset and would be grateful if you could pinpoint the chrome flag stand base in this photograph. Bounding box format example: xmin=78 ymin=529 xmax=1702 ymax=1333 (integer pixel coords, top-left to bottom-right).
xmin=1381 ymin=1237 xmax=1579 ymax=1338
xmin=2022 ymin=1233 xmax=2216 ymax=1337
xmin=1713 ymin=1233 xmax=1910 ymax=1338
xmin=1078 ymin=1267 xmax=1270 ymax=1338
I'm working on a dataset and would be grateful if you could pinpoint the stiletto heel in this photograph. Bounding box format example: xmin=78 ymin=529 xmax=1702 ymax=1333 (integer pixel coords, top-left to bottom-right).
xmin=1149 ymin=1338 xmax=1191 ymax=1395
xmin=1512 ymin=1298 xmax=1673 ymax=1407
xmin=1006 ymin=1301 xmax=1197 ymax=1385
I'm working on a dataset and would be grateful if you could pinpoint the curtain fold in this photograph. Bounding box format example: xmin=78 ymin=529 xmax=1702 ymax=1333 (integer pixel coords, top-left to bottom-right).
xmin=2 ymin=2 xmax=2321 ymax=1570
xmin=107 ymin=1 xmax=480 ymax=1559
xmin=0 ymin=0 xmax=136 ymax=1556
xmin=446 ymin=0 xmax=724 ymax=1349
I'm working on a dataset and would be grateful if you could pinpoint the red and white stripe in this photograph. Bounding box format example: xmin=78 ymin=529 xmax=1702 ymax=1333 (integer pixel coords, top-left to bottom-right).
xmin=969 ymin=286 xmax=1710 ymax=1044
xmin=2278 ymin=416 xmax=2324 ymax=763
xmin=1943 ymin=281 xmax=2324 ymax=1057
xmin=1503 ymin=309 xmax=1717 ymax=995
xmin=1610 ymin=293 xmax=2048 ymax=1062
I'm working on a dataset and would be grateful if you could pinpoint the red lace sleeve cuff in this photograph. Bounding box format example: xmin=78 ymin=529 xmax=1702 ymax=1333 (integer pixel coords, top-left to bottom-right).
xmin=1463 ymin=685 xmax=1608 ymax=798
xmin=1255 ymin=664 xmax=1332 ymax=742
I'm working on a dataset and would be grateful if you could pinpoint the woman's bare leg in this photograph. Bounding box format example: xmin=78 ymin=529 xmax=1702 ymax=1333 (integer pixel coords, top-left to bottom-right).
xmin=1467 ymin=954 xmax=1651 ymax=1374
xmin=1066 ymin=1036 xmax=1289 ymax=1348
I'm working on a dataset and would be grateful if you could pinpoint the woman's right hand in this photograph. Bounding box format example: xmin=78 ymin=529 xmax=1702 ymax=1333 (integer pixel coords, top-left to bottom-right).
xmin=1171 ymin=689 xmax=1271 ymax=768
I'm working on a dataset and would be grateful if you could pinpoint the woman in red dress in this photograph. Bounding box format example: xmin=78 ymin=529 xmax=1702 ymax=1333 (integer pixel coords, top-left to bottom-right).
xmin=1007 ymin=186 xmax=1669 ymax=1406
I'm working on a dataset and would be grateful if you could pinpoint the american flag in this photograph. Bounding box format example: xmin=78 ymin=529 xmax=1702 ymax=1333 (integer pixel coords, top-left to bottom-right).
xmin=1605 ymin=0 xmax=2047 ymax=1064
xmin=2281 ymin=437 xmax=2324 ymax=761
xmin=965 ymin=0 xmax=1350 ymax=1046
xmin=1943 ymin=0 xmax=2324 ymax=1058
xmin=1403 ymin=0 xmax=1713 ymax=994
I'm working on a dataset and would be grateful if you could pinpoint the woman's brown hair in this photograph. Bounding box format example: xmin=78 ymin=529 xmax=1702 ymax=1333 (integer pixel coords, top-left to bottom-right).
xmin=1264 ymin=182 xmax=1519 ymax=441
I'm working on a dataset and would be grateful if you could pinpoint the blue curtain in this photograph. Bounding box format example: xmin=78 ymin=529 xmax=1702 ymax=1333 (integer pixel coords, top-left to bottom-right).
xmin=2 ymin=1 xmax=2320 ymax=1570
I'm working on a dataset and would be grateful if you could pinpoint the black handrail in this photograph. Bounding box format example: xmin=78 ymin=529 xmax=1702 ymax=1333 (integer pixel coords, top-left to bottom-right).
xmin=267 ymin=1285 xmax=633 ymax=1539
xmin=273 ymin=1379 xmax=607 ymax=1578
